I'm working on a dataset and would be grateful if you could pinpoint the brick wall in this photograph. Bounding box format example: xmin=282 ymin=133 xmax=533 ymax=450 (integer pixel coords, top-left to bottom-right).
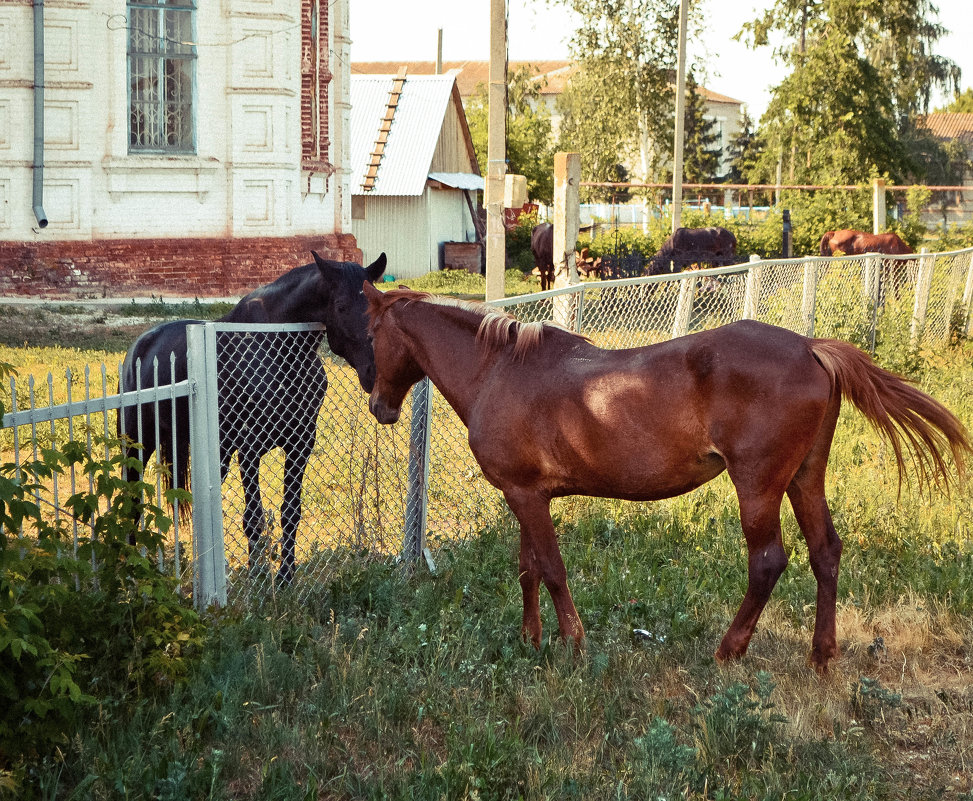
xmin=300 ymin=0 xmax=333 ymax=174
xmin=0 ymin=234 xmax=363 ymax=299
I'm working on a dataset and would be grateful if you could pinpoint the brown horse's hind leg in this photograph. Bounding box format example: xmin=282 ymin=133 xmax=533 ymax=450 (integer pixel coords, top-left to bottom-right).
xmin=504 ymin=489 xmax=585 ymax=650
xmin=787 ymin=486 xmax=842 ymax=672
xmin=716 ymin=491 xmax=789 ymax=663
xmin=785 ymin=405 xmax=843 ymax=673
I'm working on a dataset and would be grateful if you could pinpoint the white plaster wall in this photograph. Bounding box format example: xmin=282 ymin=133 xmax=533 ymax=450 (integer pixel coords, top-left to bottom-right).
xmin=0 ymin=0 xmax=351 ymax=243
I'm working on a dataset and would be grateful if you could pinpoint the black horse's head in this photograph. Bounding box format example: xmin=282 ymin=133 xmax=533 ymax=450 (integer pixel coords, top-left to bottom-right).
xmin=311 ymin=250 xmax=387 ymax=392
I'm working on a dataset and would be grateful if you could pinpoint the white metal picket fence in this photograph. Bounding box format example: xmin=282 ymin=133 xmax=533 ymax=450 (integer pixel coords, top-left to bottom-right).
xmin=3 ymin=247 xmax=972 ymax=610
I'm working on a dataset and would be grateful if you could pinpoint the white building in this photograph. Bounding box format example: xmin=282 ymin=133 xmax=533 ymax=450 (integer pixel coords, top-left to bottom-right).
xmin=0 ymin=0 xmax=357 ymax=297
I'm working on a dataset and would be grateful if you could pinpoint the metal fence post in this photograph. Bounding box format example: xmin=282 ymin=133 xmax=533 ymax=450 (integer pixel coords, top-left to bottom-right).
xmin=671 ymin=276 xmax=694 ymax=338
xmin=863 ymin=255 xmax=879 ymax=303
xmin=403 ymin=377 xmax=435 ymax=573
xmin=962 ymin=251 xmax=973 ymax=338
xmin=742 ymin=255 xmax=761 ymax=320
xmin=911 ymin=248 xmax=935 ymax=348
xmin=574 ymin=284 xmax=586 ymax=333
xmin=187 ymin=323 xmax=227 ymax=609
xmin=801 ymin=259 xmax=817 ymax=337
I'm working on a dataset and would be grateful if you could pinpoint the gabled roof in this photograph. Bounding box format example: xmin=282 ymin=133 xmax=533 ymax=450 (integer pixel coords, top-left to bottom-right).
xmin=919 ymin=112 xmax=973 ymax=147
xmin=352 ymin=60 xmax=571 ymax=97
xmin=351 ymin=74 xmax=478 ymax=196
xmin=351 ymin=60 xmax=744 ymax=105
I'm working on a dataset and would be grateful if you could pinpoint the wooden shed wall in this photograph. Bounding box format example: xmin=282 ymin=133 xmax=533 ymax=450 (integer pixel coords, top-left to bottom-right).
xmin=352 ymin=194 xmax=430 ymax=279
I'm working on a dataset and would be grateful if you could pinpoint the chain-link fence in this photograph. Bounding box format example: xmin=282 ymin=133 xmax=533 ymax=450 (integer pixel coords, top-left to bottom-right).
xmin=4 ymin=247 xmax=972 ymax=609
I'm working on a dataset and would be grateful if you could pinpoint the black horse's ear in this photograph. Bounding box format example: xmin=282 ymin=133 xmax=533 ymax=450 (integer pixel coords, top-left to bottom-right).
xmin=311 ymin=249 xmax=331 ymax=271
xmin=366 ymin=253 xmax=387 ymax=283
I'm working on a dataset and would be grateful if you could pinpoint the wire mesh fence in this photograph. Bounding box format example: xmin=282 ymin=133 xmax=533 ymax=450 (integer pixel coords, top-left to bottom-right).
xmin=2 ymin=247 xmax=972 ymax=609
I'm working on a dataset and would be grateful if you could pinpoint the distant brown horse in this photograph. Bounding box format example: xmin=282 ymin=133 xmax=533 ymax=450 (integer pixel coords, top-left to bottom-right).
xmin=647 ymin=226 xmax=738 ymax=275
xmin=819 ymin=229 xmax=913 ymax=256
xmin=363 ymin=284 xmax=970 ymax=673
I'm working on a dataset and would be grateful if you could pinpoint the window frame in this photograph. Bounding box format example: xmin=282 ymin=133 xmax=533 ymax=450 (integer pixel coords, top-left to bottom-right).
xmin=127 ymin=0 xmax=197 ymax=154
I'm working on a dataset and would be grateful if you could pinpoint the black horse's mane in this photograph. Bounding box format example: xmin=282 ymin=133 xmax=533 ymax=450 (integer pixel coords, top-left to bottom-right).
xmin=221 ymin=262 xmax=324 ymax=323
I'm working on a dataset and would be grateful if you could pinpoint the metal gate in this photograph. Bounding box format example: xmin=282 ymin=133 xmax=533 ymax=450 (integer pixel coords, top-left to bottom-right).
xmin=185 ymin=322 xmax=438 ymax=608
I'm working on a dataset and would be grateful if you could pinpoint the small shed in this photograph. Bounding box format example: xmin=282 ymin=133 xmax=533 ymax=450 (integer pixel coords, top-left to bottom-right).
xmin=350 ymin=72 xmax=483 ymax=279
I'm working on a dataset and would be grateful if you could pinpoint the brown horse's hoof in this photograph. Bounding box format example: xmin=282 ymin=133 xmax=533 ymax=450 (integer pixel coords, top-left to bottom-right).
xmin=808 ymin=648 xmax=838 ymax=676
xmin=521 ymin=626 xmax=542 ymax=651
xmin=714 ymin=642 xmax=747 ymax=664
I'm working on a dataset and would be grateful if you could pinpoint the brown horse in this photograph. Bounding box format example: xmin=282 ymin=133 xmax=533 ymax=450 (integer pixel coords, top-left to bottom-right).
xmin=363 ymin=285 xmax=970 ymax=672
xmin=819 ymin=229 xmax=913 ymax=256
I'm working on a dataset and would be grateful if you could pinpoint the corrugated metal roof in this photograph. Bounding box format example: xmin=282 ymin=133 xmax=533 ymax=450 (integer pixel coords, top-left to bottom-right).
xmin=351 ymin=75 xmax=457 ymax=196
xmin=428 ymin=172 xmax=484 ymax=191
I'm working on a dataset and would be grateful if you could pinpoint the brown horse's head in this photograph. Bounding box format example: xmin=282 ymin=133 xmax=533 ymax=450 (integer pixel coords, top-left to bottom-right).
xmin=363 ymin=283 xmax=427 ymax=424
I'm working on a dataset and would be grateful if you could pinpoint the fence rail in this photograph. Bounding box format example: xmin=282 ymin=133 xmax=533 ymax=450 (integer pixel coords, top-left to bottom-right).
xmin=3 ymin=247 xmax=972 ymax=608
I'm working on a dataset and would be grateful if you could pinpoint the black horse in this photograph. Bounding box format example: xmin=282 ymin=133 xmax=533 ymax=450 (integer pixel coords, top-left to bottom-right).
xmin=646 ymin=226 xmax=738 ymax=275
xmin=119 ymin=250 xmax=387 ymax=582
xmin=531 ymin=223 xmax=556 ymax=291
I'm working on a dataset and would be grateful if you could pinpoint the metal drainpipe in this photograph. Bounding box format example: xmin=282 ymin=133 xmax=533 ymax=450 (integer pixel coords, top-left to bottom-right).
xmin=32 ymin=0 xmax=48 ymax=228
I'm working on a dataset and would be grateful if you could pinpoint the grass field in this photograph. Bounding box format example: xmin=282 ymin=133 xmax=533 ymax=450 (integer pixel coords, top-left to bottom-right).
xmin=3 ymin=279 xmax=973 ymax=799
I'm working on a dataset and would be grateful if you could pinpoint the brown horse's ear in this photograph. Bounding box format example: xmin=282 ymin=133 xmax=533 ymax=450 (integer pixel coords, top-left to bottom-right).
xmin=363 ymin=280 xmax=384 ymax=302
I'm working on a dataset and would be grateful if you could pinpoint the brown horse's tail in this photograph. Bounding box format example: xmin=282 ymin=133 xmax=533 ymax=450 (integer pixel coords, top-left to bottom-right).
xmin=819 ymin=231 xmax=834 ymax=256
xmin=810 ymin=339 xmax=971 ymax=492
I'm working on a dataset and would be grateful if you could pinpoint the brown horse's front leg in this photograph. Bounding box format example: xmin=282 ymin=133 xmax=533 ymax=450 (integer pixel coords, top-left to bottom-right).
xmin=505 ymin=489 xmax=585 ymax=651
xmin=519 ymin=549 xmax=543 ymax=648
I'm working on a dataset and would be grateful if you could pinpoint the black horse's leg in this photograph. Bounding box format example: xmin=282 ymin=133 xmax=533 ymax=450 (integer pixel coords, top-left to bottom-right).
xmin=238 ymin=449 xmax=267 ymax=572
xmin=278 ymin=438 xmax=314 ymax=584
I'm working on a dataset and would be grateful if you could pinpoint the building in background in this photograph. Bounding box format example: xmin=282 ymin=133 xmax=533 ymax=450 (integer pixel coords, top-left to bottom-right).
xmin=0 ymin=0 xmax=356 ymax=298
xmin=918 ymin=112 xmax=973 ymax=226
xmin=350 ymin=72 xmax=482 ymax=279
xmin=352 ymin=60 xmax=745 ymax=179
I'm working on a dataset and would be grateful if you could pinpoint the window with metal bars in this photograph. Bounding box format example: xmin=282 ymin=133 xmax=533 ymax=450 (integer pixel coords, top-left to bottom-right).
xmin=128 ymin=0 xmax=196 ymax=153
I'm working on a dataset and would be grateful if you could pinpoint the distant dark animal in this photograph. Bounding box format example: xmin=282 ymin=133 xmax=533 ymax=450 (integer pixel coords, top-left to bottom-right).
xmin=363 ymin=284 xmax=970 ymax=673
xmin=119 ymin=251 xmax=387 ymax=582
xmin=647 ymin=227 xmax=738 ymax=275
xmin=531 ymin=223 xmax=556 ymax=291
xmin=819 ymin=230 xmax=913 ymax=257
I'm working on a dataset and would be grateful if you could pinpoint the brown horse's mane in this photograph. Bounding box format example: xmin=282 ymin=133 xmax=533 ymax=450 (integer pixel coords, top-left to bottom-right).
xmin=375 ymin=287 xmax=583 ymax=359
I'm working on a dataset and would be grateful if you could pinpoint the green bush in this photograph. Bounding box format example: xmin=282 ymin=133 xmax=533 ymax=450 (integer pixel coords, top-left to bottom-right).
xmin=506 ymin=208 xmax=540 ymax=273
xmin=0 ymin=377 xmax=203 ymax=792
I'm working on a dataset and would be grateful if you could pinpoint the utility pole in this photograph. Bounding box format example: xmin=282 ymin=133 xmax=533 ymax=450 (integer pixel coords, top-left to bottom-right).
xmin=670 ymin=0 xmax=689 ymax=234
xmin=485 ymin=0 xmax=507 ymax=301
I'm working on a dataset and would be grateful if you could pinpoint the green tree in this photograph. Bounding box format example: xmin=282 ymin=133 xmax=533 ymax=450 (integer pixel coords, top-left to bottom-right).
xmin=465 ymin=65 xmax=555 ymax=204
xmin=725 ymin=107 xmax=762 ymax=183
xmin=555 ymin=0 xmax=702 ymax=186
xmin=680 ymin=71 xmax=723 ymax=182
xmin=740 ymin=0 xmax=960 ymax=185
xmin=938 ymin=87 xmax=973 ymax=113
